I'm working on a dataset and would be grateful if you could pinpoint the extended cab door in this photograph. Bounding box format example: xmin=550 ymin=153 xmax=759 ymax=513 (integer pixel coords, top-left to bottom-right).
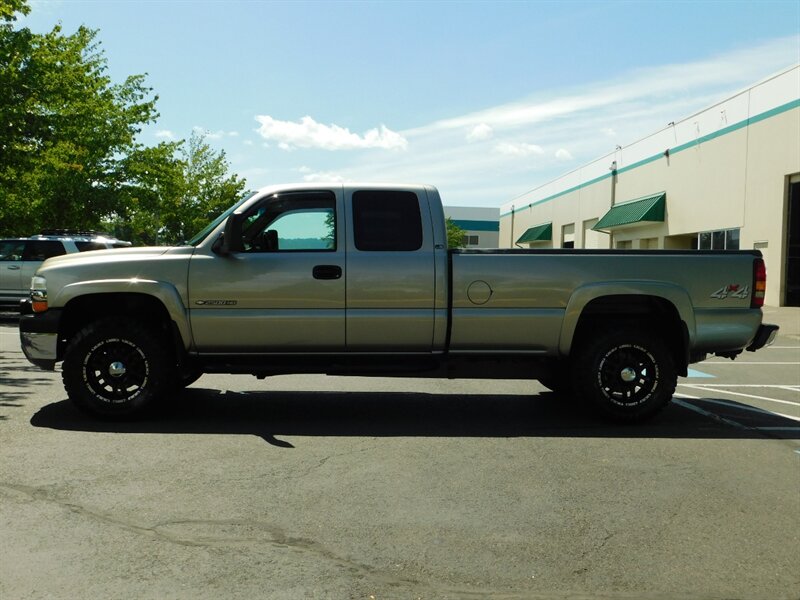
xmin=188 ymin=189 xmax=346 ymax=352
xmin=344 ymin=188 xmax=437 ymax=351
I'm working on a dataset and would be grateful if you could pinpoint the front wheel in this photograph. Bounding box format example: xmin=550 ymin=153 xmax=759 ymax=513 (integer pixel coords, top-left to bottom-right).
xmin=62 ymin=318 xmax=172 ymax=418
xmin=571 ymin=327 xmax=676 ymax=422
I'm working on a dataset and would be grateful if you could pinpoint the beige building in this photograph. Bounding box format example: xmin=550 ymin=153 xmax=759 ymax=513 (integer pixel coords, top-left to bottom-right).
xmin=500 ymin=65 xmax=800 ymax=307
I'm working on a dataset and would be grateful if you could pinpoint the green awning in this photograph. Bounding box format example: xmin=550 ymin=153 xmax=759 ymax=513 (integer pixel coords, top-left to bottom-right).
xmin=516 ymin=222 xmax=552 ymax=244
xmin=593 ymin=193 xmax=666 ymax=230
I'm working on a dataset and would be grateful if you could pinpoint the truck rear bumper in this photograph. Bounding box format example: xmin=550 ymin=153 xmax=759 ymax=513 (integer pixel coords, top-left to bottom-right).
xmin=19 ymin=305 xmax=62 ymax=370
xmin=746 ymin=324 xmax=779 ymax=352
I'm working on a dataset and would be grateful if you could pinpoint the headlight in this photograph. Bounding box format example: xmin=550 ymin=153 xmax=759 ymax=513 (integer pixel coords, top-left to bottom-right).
xmin=30 ymin=276 xmax=48 ymax=313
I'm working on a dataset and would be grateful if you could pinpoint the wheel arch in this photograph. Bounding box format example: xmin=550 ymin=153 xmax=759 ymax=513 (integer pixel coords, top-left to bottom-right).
xmin=56 ymin=284 xmax=190 ymax=361
xmin=560 ymin=283 xmax=695 ymax=376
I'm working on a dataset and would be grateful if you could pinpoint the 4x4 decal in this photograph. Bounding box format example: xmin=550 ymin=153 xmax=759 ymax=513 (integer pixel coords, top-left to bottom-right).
xmin=710 ymin=284 xmax=749 ymax=300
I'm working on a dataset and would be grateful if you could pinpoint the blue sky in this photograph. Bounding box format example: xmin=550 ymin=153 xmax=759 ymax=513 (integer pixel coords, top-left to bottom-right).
xmin=23 ymin=1 xmax=800 ymax=207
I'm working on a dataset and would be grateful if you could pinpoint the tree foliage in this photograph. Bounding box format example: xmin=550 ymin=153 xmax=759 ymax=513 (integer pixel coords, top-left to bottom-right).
xmin=0 ymin=0 xmax=246 ymax=243
xmin=446 ymin=217 xmax=466 ymax=249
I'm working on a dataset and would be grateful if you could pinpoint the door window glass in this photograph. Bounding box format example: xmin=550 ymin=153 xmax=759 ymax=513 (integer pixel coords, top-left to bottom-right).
xmin=241 ymin=192 xmax=336 ymax=252
xmin=0 ymin=241 xmax=25 ymax=261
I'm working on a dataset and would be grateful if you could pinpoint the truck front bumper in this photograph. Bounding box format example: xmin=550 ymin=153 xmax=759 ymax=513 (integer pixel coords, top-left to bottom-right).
xmin=746 ymin=323 xmax=779 ymax=352
xmin=19 ymin=302 xmax=62 ymax=370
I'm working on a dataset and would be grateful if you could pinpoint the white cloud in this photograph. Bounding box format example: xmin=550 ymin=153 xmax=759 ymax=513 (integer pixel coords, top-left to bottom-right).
xmin=555 ymin=148 xmax=573 ymax=160
xmin=303 ymin=170 xmax=346 ymax=183
xmin=192 ymin=127 xmax=239 ymax=140
xmin=255 ymin=115 xmax=408 ymax=151
xmin=155 ymin=129 xmax=176 ymax=140
xmin=466 ymin=123 xmax=493 ymax=142
xmin=405 ymin=36 xmax=797 ymax=137
xmin=232 ymin=36 xmax=797 ymax=206
xmin=243 ymin=140 xmax=254 ymax=146
xmin=493 ymin=142 xmax=544 ymax=157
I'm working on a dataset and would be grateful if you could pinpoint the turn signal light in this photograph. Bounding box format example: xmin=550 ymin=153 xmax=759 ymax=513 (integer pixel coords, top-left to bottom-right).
xmin=751 ymin=258 xmax=766 ymax=309
xmin=30 ymin=290 xmax=47 ymax=313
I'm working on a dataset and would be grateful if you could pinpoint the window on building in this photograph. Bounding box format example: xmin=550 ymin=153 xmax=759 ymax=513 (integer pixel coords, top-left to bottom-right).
xmin=353 ymin=190 xmax=422 ymax=251
xmin=562 ymin=223 xmax=575 ymax=249
xmin=616 ymin=240 xmax=632 ymax=249
xmin=697 ymin=228 xmax=740 ymax=250
xmin=461 ymin=234 xmax=480 ymax=246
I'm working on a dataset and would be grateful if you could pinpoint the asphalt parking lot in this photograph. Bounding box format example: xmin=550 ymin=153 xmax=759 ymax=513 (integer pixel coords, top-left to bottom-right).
xmin=1 ymin=308 xmax=798 ymax=599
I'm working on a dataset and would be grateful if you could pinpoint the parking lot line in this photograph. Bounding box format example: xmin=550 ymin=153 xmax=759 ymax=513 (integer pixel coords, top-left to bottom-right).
xmin=678 ymin=384 xmax=800 ymax=408
xmin=681 ymin=384 xmax=799 ymax=388
xmin=672 ymin=398 xmax=749 ymax=430
xmin=687 ymin=397 xmax=800 ymax=422
xmin=703 ymin=362 xmax=800 ymax=365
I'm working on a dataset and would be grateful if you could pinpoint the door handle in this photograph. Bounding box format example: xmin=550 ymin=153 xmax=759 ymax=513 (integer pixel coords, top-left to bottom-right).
xmin=7 ymin=265 xmax=20 ymax=270
xmin=312 ymin=265 xmax=342 ymax=280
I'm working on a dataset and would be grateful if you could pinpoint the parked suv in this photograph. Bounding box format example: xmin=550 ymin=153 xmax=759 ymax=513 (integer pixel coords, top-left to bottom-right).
xmin=0 ymin=230 xmax=131 ymax=309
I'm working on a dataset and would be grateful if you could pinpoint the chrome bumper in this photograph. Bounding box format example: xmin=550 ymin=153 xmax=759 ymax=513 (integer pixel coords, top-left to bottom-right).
xmin=746 ymin=324 xmax=779 ymax=352
xmin=19 ymin=306 xmax=62 ymax=370
xmin=20 ymin=332 xmax=58 ymax=370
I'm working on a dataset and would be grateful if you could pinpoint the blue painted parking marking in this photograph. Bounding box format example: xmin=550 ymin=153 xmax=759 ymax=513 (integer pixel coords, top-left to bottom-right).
xmin=685 ymin=368 xmax=715 ymax=379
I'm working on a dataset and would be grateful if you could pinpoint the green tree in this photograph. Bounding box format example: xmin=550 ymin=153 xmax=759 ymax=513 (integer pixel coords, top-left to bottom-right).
xmin=0 ymin=9 xmax=162 ymax=234
xmin=104 ymin=132 xmax=246 ymax=245
xmin=446 ymin=217 xmax=466 ymax=249
xmin=0 ymin=1 xmax=246 ymax=242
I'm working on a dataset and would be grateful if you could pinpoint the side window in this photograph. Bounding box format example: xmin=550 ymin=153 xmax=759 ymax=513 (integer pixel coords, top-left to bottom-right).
xmin=241 ymin=191 xmax=336 ymax=252
xmin=352 ymin=190 xmax=423 ymax=251
xmin=22 ymin=241 xmax=67 ymax=261
xmin=75 ymin=241 xmax=107 ymax=252
xmin=0 ymin=241 xmax=25 ymax=261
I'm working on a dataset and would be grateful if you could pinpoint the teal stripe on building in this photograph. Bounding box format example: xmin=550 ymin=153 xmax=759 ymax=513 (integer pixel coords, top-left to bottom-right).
xmin=451 ymin=219 xmax=500 ymax=232
xmin=499 ymin=97 xmax=800 ymax=218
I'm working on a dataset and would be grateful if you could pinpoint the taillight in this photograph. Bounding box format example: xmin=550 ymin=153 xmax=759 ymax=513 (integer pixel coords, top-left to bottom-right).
xmin=752 ymin=258 xmax=766 ymax=308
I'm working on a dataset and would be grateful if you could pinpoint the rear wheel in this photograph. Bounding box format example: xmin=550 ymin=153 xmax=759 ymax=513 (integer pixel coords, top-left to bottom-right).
xmin=571 ymin=327 xmax=676 ymax=422
xmin=63 ymin=318 xmax=171 ymax=418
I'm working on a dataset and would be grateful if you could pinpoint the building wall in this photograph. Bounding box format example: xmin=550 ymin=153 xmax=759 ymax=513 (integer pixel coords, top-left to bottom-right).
xmin=499 ymin=66 xmax=800 ymax=306
xmin=444 ymin=206 xmax=500 ymax=248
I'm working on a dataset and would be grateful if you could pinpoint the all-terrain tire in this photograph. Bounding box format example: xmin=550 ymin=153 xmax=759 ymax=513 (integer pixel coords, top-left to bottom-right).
xmin=62 ymin=317 xmax=172 ymax=419
xmin=570 ymin=326 xmax=676 ymax=422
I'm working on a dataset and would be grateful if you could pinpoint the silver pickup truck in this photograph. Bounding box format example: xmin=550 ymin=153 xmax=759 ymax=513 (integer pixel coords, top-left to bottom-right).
xmin=19 ymin=183 xmax=778 ymax=421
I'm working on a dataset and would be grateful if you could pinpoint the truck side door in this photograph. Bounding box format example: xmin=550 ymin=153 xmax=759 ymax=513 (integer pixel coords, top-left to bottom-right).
xmin=188 ymin=189 xmax=346 ymax=352
xmin=345 ymin=188 xmax=436 ymax=351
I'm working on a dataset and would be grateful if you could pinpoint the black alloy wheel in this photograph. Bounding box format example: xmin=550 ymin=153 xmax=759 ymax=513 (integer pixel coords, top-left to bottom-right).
xmin=572 ymin=327 xmax=676 ymax=422
xmin=63 ymin=318 xmax=171 ymax=418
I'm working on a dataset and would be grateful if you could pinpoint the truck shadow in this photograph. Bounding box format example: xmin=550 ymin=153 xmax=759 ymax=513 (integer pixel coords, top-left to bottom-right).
xmin=29 ymin=387 xmax=797 ymax=446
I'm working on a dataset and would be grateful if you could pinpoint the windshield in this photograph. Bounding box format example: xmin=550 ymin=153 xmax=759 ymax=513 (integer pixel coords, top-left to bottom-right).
xmin=185 ymin=191 xmax=259 ymax=246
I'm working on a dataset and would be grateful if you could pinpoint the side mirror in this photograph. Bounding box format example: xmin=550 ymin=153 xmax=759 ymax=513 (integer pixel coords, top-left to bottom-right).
xmin=214 ymin=212 xmax=245 ymax=256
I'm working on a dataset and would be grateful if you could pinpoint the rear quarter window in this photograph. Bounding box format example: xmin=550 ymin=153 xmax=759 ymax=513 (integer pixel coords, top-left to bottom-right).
xmin=352 ymin=190 xmax=423 ymax=251
xmin=22 ymin=241 xmax=67 ymax=261
xmin=75 ymin=241 xmax=108 ymax=252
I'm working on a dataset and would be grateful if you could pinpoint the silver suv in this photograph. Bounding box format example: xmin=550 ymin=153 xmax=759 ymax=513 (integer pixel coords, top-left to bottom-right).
xmin=0 ymin=230 xmax=131 ymax=309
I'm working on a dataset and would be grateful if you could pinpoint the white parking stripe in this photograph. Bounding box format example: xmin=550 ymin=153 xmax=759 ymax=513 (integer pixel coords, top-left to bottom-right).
xmin=685 ymin=384 xmax=800 ymax=388
xmin=756 ymin=427 xmax=800 ymax=431
xmin=672 ymin=398 xmax=748 ymax=430
xmin=678 ymin=384 xmax=800 ymax=408
xmin=690 ymin=397 xmax=800 ymax=422
xmin=703 ymin=362 xmax=800 ymax=365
